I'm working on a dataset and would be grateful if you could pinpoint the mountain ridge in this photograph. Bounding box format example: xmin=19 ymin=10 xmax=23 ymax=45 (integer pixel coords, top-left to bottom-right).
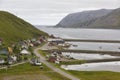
xmin=55 ymin=8 xmax=119 ymax=28
xmin=88 ymin=8 xmax=120 ymax=28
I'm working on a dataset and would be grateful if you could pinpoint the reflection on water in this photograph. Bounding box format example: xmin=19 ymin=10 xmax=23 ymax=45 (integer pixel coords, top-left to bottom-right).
xmin=62 ymin=52 xmax=119 ymax=60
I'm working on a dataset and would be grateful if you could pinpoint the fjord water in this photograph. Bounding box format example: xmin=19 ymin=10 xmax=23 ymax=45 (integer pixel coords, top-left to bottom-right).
xmin=61 ymin=61 xmax=120 ymax=72
xmin=37 ymin=26 xmax=120 ymax=72
xmin=62 ymin=52 xmax=119 ymax=60
xmin=37 ymin=27 xmax=120 ymax=40
xmin=68 ymin=42 xmax=120 ymax=52
xmin=38 ymin=27 xmax=120 ymax=52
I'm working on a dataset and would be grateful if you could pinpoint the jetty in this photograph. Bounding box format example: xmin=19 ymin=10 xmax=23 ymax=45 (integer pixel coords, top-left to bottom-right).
xmin=63 ymin=39 xmax=120 ymax=43
xmin=44 ymin=49 xmax=120 ymax=56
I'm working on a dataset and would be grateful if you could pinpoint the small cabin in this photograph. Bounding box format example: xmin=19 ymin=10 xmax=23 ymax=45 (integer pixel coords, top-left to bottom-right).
xmin=11 ymin=55 xmax=17 ymax=62
xmin=30 ymin=58 xmax=42 ymax=66
xmin=20 ymin=49 xmax=31 ymax=55
xmin=48 ymin=56 xmax=57 ymax=62
xmin=21 ymin=44 xmax=28 ymax=49
xmin=0 ymin=49 xmax=9 ymax=55
xmin=48 ymin=38 xmax=65 ymax=45
xmin=0 ymin=38 xmax=3 ymax=45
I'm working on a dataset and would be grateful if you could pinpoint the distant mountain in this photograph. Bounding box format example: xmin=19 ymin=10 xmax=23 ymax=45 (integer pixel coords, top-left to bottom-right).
xmin=88 ymin=8 xmax=120 ymax=29
xmin=55 ymin=9 xmax=112 ymax=28
xmin=0 ymin=11 xmax=48 ymax=45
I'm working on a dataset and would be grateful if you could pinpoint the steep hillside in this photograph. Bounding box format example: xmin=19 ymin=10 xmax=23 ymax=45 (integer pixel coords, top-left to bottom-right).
xmin=89 ymin=8 xmax=120 ymax=29
xmin=56 ymin=9 xmax=112 ymax=28
xmin=0 ymin=11 xmax=48 ymax=45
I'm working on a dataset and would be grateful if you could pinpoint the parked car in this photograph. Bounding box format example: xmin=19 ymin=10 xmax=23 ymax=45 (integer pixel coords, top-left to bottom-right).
xmin=30 ymin=58 xmax=42 ymax=66
xmin=35 ymin=59 xmax=42 ymax=66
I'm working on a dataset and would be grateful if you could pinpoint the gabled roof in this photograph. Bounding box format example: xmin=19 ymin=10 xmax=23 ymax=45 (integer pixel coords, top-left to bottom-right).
xmin=0 ymin=49 xmax=9 ymax=55
xmin=20 ymin=49 xmax=30 ymax=55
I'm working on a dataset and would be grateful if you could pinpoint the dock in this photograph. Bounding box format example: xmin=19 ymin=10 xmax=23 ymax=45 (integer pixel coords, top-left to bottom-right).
xmin=85 ymin=58 xmax=120 ymax=63
xmin=44 ymin=49 xmax=120 ymax=56
xmin=63 ymin=39 xmax=120 ymax=43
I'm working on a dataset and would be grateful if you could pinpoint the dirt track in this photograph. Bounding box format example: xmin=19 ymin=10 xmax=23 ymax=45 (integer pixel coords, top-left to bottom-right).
xmin=34 ymin=47 xmax=80 ymax=80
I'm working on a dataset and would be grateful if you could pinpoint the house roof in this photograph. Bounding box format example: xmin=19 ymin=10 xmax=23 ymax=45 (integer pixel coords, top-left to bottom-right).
xmin=0 ymin=58 xmax=4 ymax=60
xmin=0 ymin=49 xmax=9 ymax=55
xmin=20 ymin=49 xmax=30 ymax=55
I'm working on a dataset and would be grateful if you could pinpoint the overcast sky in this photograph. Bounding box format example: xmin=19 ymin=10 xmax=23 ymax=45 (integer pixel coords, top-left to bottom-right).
xmin=0 ymin=0 xmax=120 ymax=25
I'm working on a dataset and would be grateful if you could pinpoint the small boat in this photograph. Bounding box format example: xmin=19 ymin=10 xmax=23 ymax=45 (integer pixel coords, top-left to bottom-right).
xmin=73 ymin=45 xmax=78 ymax=47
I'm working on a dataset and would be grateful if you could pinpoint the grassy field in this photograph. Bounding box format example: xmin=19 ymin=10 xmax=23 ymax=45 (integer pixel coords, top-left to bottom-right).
xmin=60 ymin=60 xmax=86 ymax=65
xmin=38 ymin=50 xmax=49 ymax=57
xmin=67 ymin=71 xmax=120 ymax=80
xmin=0 ymin=63 xmax=70 ymax=80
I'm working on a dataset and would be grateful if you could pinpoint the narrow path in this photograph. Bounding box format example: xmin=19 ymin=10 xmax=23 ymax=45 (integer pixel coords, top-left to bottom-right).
xmin=34 ymin=47 xmax=80 ymax=80
xmin=0 ymin=61 xmax=28 ymax=70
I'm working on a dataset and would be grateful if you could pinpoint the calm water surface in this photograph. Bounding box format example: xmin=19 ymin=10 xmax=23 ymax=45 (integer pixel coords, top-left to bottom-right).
xmin=37 ymin=27 xmax=120 ymax=51
xmin=37 ymin=27 xmax=120 ymax=40
xmin=68 ymin=42 xmax=120 ymax=51
xmin=62 ymin=52 xmax=119 ymax=60
xmin=37 ymin=27 xmax=120 ymax=72
xmin=61 ymin=61 xmax=120 ymax=72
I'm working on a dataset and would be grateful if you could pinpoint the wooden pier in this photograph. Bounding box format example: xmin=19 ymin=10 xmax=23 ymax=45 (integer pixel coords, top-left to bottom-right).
xmin=63 ymin=39 xmax=120 ymax=43
xmin=44 ymin=49 xmax=120 ymax=56
xmin=42 ymin=49 xmax=120 ymax=63
xmin=85 ymin=58 xmax=120 ymax=63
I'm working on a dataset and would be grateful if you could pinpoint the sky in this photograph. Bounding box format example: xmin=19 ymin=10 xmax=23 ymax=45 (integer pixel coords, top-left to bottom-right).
xmin=0 ymin=0 xmax=120 ymax=25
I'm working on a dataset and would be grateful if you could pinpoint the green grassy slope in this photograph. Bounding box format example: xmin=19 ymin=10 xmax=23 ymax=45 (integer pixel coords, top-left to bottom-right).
xmin=0 ymin=11 xmax=48 ymax=45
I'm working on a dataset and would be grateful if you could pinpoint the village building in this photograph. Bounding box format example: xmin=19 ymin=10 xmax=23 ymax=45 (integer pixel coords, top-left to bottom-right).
xmin=8 ymin=57 xmax=14 ymax=65
xmin=48 ymin=38 xmax=65 ymax=46
xmin=48 ymin=51 xmax=62 ymax=63
xmin=11 ymin=55 xmax=17 ymax=62
xmin=39 ymin=38 xmax=44 ymax=43
xmin=31 ymin=38 xmax=37 ymax=42
xmin=0 ymin=49 xmax=9 ymax=55
xmin=0 ymin=38 xmax=3 ymax=45
xmin=48 ymin=56 xmax=57 ymax=62
xmin=20 ymin=49 xmax=31 ymax=55
xmin=21 ymin=44 xmax=29 ymax=49
xmin=49 ymin=34 xmax=56 ymax=38
xmin=30 ymin=58 xmax=42 ymax=66
xmin=0 ymin=58 xmax=5 ymax=64
xmin=0 ymin=41 xmax=2 ymax=46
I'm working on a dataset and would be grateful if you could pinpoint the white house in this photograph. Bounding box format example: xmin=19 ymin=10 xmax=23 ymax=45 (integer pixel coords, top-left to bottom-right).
xmin=11 ymin=56 xmax=17 ymax=62
xmin=0 ymin=58 xmax=5 ymax=64
xmin=20 ymin=49 xmax=30 ymax=55
xmin=21 ymin=44 xmax=28 ymax=49
xmin=30 ymin=58 xmax=42 ymax=66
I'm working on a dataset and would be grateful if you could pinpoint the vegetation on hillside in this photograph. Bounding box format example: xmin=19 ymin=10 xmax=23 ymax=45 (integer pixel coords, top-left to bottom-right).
xmin=0 ymin=11 xmax=48 ymax=45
